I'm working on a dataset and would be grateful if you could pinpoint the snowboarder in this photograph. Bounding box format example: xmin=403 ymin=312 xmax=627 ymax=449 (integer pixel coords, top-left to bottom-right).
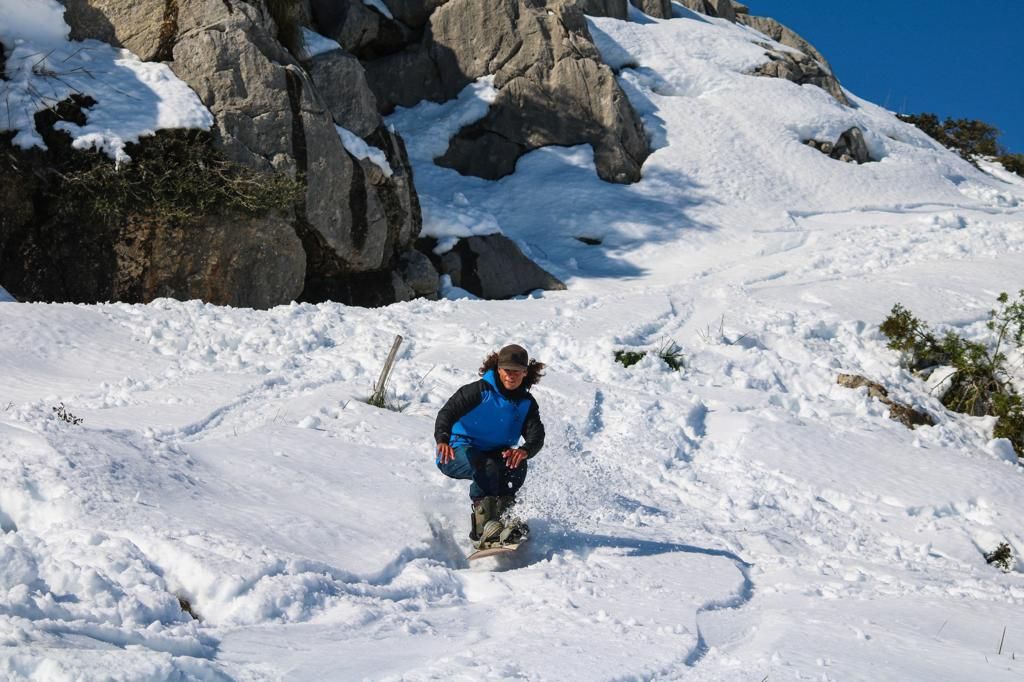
xmin=435 ymin=344 xmax=546 ymax=549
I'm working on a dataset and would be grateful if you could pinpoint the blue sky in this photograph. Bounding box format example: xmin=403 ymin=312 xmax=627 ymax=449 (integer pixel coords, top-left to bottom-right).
xmin=751 ymin=1 xmax=1024 ymax=153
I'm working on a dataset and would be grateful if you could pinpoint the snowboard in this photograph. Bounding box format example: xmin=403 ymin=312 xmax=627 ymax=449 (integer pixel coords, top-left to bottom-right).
xmin=468 ymin=542 xmax=521 ymax=561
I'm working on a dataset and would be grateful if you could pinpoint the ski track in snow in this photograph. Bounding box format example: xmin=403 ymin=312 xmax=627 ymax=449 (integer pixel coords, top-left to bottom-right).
xmin=3 ymin=5 xmax=1024 ymax=681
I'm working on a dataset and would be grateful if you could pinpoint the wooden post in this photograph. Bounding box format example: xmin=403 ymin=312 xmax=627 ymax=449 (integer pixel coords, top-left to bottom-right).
xmin=370 ymin=334 xmax=403 ymax=407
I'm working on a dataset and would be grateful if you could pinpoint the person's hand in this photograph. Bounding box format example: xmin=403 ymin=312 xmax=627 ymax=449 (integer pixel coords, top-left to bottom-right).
xmin=502 ymin=447 xmax=528 ymax=469
xmin=436 ymin=443 xmax=455 ymax=464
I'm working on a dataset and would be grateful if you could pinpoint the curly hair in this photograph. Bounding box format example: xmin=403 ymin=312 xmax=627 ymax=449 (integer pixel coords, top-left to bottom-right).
xmin=479 ymin=351 xmax=545 ymax=389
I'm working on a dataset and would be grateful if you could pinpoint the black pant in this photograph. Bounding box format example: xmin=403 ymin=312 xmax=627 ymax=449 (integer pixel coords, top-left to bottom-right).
xmin=437 ymin=446 xmax=528 ymax=499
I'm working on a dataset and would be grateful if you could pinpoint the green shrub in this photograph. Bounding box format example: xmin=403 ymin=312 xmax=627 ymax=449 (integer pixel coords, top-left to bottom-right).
xmin=899 ymin=112 xmax=1021 ymax=178
xmin=614 ymin=350 xmax=646 ymax=368
xmin=997 ymin=153 xmax=1024 ymax=176
xmin=52 ymin=402 xmax=83 ymax=425
xmin=985 ymin=542 xmax=1014 ymax=572
xmin=657 ymin=340 xmax=685 ymax=371
xmin=615 ymin=341 xmax=685 ymax=372
xmin=880 ymin=292 xmax=1024 ymax=456
xmin=60 ymin=130 xmax=302 ymax=224
xmin=898 ymin=113 xmax=1000 ymax=159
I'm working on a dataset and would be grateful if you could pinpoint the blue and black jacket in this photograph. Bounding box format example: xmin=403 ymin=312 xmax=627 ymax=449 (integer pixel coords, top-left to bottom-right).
xmin=434 ymin=369 xmax=545 ymax=456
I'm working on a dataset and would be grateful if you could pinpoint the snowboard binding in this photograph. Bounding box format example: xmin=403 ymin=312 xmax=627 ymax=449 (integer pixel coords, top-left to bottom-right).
xmin=470 ymin=495 xmax=529 ymax=550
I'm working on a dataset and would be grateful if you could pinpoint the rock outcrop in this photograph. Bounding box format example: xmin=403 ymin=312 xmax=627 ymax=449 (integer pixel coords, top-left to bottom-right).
xmin=57 ymin=0 xmax=424 ymax=307
xmin=672 ymin=3 xmax=847 ymax=105
xmin=676 ymin=0 xmax=737 ymax=22
xmin=1 ymin=122 xmax=307 ymax=308
xmin=752 ymin=43 xmax=849 ymax=106
xmin=363 ymin=0 xmax=649 ymax=184
xmin=572 ymin=0 xmax=628 ymax=19
xmin=11 ymin=0 xmax=644 ymax=306
xmin=10 ymin=0 xmax=861 ymax=308
xmin=738 ymin=15 xmax=829 ymax=70
xmin=735 ymin=13 xmax=848 ymax=106
xmin=629 ymin=0 xmax=671 ymax=19
xmin=169 ymin=1 xmax=420 ymax=274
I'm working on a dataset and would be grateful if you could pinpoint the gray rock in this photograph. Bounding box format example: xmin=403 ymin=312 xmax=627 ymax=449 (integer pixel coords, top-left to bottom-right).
xmin=738 ymin=15 xmax=833 ymax=73
xmin=709 ymin=0 xmax=736 ymax=22
xmin=570 ymin=0 xmax=628 ymax=19
xmin=833 ymin=127 xmax=871 ymax=164
xmin=678 ymin=0 xmax=735 ymax=21
xmin=363 ymin=0 xmax=648 ymax=182
xmin=0 ymin=124 xmax=306 ymax=309
xmin=113 ymin=212 xmax=306 ymax=308
xmin=382 ymin=0 xmax=451 ymax=28
xmin=309 ymin=0 xmax=412 ymax=57
xmin=752 ymin=46 xmax=850 ymax=106
xmin=307 ymin=0 xmax=349 ymax=42
xmin=364 ymin=46 xmax=444 ymax=113
xmin=674 ymin=0 xmax=705 ymax=14
xmin=61 ymin=0 xmax=424 ymax=306
xmin=302 ymin=267 xmax=416 ymax=306
xmin=440 ymin=235 xmax=566 ymax=299
xmin=675 ymin=0 xmax=736 ymax=21
xmin=439 ymin=249 xmax=463 ymax=288
xmin=390 ymin=270 xmax=418 ymax=302
xmin=172 ymin=0 xmax=422 ymax=282
xmin=805 ymin=127 xmax=872 ymax=164
xmin=429 ymin=0 xmax=649 ymax=183
xmin=171 ymin=7 xmax=337 ymax=236
xmin=399 ymin=249 xmax=440 ymax=298
xmin=732 ymin=1 xmax=749 ymax=14
xmin=629 ymin=0 xmax=671 ymax=19
xmin=837 ymin=373 xmax=935 ymax=429
xmin=427 ymin=0 xmax=525 ymax=100
xmin=308 ymin=47 xmax=381 ymax=137
xmin=62 ymin=0 xmax=169 ymax=60
xmin=362 ymin=124 xmax=423 ymax=255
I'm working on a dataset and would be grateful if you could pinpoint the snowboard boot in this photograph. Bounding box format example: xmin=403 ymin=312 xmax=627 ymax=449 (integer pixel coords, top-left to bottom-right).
xmin=471 ymin=497 xmax=504 ymax=548
xmin=496 ymin=495 xmax=529 ymax=544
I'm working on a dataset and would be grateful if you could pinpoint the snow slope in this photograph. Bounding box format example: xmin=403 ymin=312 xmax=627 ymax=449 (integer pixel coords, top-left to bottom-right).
xmin=2 ymin=4 xmax=1024 ymax=680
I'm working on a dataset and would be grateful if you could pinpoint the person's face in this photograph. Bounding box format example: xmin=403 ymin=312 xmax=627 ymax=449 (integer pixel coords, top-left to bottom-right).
xmin=498 ymin=367 xmax=526 ymax=390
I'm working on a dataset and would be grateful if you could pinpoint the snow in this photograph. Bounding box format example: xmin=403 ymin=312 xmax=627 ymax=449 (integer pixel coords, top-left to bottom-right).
xmin=335 ymin=125 xmax=393 ymax=177
xmin=299 ymin=28 xmax=343 ymax=59
xmin=387 ymin=76 xmax=502 ymax=253
xmin=363 ymin=0 xmax=394 ymax=20
xmin=0 ymin=0 xmax=67 ymax=46
xmin=977 ymin=157 xmax=1024 ymax=192
xmin=0 ymin=0 xmax=213 ymax=166
xmin=2 ymin=6 xmax=1024 ymax=681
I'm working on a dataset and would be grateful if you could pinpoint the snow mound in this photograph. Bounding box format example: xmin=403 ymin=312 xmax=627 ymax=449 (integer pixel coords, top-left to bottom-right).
xmin=0 ymin=0 xmax=213 ymax=165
